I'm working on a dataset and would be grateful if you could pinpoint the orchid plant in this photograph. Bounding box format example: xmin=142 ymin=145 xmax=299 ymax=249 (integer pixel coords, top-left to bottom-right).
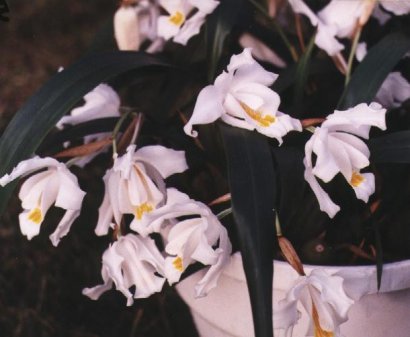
xmin=1 ymin=0 xmax=410 ymax=336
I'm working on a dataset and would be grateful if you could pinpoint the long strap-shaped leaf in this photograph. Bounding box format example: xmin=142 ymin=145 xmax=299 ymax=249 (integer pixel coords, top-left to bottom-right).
xmin=369 ymin=130 xmax=410 ymax=163
xmin=338 ymin=32 xmax=410 ymax=109
xmin=0 ymin=51 xmax=169 ymax=213
xmin=221 ymin=125 xmax=276 ymax=337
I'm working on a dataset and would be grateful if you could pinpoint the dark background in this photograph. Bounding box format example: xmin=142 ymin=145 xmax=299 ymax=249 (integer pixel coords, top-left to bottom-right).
xmin=0 ymin=1 xmax=198 ymax=336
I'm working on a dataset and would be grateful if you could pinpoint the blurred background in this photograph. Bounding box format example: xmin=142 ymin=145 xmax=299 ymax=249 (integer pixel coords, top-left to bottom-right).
xmin=0 ymin=1 xmax=198 ymax=336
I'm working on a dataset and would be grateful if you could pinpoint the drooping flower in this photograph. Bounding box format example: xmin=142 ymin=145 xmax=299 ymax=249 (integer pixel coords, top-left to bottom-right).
xmin=0 ymin=157 xmax=86 ymax=246
xmin=274 ymin=269 xmax=354 ymax=337
xmin=288 ymin=0 xmax=410 ymax=57
xmin=114 ymin=0 xmax=165 ymax=53
xmin=56 ymin=84 xmax=121 ymax=166
xmin=140 ymin=188 xmax=232 ymax=297
xmin=304 ymin=103 xmax=386 ymax=218
xmin=376 ymin=72 xmax=410 ymax=109
xmin=157 ymin=0 xmax=219 ymax=45
xmin=95 ymin=145 xmax=188 ymax=236
xmin=82 ymin=234 xmax=166 ymax=306
xmin=184 ymin=48 xmax=302 ymax=143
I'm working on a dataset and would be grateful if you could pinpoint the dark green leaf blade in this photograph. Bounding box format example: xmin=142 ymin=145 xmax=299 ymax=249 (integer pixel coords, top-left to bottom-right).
xmin=0 ymin=51 xmax=169 ymax=213
xmin=369 ymin=131 xmax=410 ymax=163
xmin=220 ymin=124 xmax=276 ymax=337
xmin=338 ymin=32 xmax=410 ymax=110
xmin=206 ymin=0 xmax=245 ymax=80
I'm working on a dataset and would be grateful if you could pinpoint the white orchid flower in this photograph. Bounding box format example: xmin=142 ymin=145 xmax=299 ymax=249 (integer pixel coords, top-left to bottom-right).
xmin=304 ymin=103 xmax=386 ymax=218
xmin=157 ymin=0 xmax=219 ymax=45
xmin=274 ymin=269 xmax=354 ymax=337
xmin=95 ymin=145 xmax=188 ymax=236
xmin=376 ymin=72 xmax=410 ymax=109
xmin=56 ymin=84 xmax=121 ymax=167
xmin=184 ymin=48 xmax=302 ymax=143
xmin=114 ymin=1 xmax=165 ymax=53
xmin=288 ymin=0 xmax=410 ymax=57
xmin=0 ymin=157 xmax=85 ymax=246
xmin=141 ymin=188 xmax=232 ymax=297
xmin=82 ymin=234 xmax=166 ymax=306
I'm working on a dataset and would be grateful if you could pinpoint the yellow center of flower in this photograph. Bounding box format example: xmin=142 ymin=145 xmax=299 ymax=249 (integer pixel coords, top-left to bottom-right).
xmin=173 ymin=256 xmax=184 ymax=272
xmin=312 ymin=304 xmax=334 ymax=337
xmin=28 ymin=207 xmax=43 ymax=224
xmin=134 ymin=202 xmax=153 ymax=220
xmin=350 ymin=172 xmax=364 ymax=187
xmin=169 ymin=11 xmax=185 ymax=26
xmin=239 ymin=102 xmax=276 ymax=127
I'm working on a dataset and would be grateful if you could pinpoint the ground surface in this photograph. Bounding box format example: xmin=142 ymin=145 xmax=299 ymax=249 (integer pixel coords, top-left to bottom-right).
xmin=0 ymin=1 xmax=198 ymax=336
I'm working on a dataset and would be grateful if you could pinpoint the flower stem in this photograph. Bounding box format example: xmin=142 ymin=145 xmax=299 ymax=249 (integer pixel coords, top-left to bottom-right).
xmin=345 ymin=24 xmax=362 ymax=86
xmin=112 ymin=110 xmax=131 ymax=155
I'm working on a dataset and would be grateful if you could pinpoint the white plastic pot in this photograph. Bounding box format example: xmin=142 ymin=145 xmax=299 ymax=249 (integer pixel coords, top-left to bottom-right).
xmin=176 ymin=252 xmax=410 ymax=337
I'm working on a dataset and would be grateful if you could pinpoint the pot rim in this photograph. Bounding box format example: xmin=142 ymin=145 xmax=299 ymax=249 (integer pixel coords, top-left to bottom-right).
xmin=223 ymin=252 xmax=410 ymax=298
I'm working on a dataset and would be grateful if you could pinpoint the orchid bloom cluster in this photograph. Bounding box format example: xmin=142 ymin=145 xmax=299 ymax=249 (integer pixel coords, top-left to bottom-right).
xmin=0 ymin=85 xmax=231 ymax=305
xmin=274 ymin=269 xmax=354 ymax=337
xmin=289 ymin=0 xmax=410 ymax=57
xmin=184 ymin=48 xmax=387 ymax=220
xmin=114 ymin=0 xmax=219 ymax=51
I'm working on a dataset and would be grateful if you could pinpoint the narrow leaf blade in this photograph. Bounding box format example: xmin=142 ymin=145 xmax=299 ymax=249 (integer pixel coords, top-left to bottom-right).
xmin=220 ymin=125 xmax=276 ymax=337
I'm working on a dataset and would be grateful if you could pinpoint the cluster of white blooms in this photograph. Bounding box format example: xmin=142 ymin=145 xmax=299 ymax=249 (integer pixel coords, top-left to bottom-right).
xmin=288 ymin=0 xmax=410 ymax=57
xmin=114 ymin=0 xmax=219 ymax=51
xmin=0 ymin=81 xmax=232 ymax=305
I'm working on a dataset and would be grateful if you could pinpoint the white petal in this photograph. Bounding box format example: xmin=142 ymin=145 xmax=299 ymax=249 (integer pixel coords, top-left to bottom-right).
xmin=173 ymin=11 xmax=207 ymax=45
xmin=82 ymin=266 xmax=114 ymax=300
xmin=304 ymin=161 xmax=340 ymax=218
xmin=49 ymin=209 xmax=81 ymax=246
xmin=19 ymin=170 xmax=52 ymax=209
xmin=315 ymin=22 xmax=345 ymax=56
xmin=114 ymin=6 xmax=141 ymax=50
xmin=239 ymin=33 xmax=287 ymax=68
xmin=372 ymin=5 xmax=392 ymax=25
xmin=356 ymin=42 xmax=367 ymax=62
xmin=380 ymin=0 xmax=410 ymax=15
xmin=351 ymin=172 xmax=375 ymax=202
xmin=227 ymin=48 xmax=256 ymax=73
xmin=54 ymin=167 xmax=86 ymax=210
xmin=376 ymin=72 xmax=410 ymax=109
xmin=95 ymin=187 xmax=114 ymax=236
xmin=0 ymin=157 xmax=60 ymax=186
xmin=157 ymin=15 xmax=181 ymax=40
xmin=184 ymin=85 xmax=225 ymax=137
xmin=134 ymin=145 xmax=188 ymax=178
xmin=19 ymin=211 xmax=42 ymax=240
xmin=288 ymin=0 xmax=319 ymax=26
xmin=194 ymin=225 xmax=232 ymax=297
xmin=57 ymin=84 xmax=120 ymax=128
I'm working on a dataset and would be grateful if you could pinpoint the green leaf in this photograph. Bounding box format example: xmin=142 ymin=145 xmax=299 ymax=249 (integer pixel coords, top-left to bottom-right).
xmin=206 ymin=0 xmax=245 ymax=81
xmin=220 ymin=125 xmax=276 ymax=337
xmin=293 ymin=35 xmax=316 ymax=110
xmin=338 ymin=32 xmax=410 ymax=109
xmin=0 ymin=51 xmax=169 ymax=213
xmin=369 ymin=131 xmax=410 ymax=163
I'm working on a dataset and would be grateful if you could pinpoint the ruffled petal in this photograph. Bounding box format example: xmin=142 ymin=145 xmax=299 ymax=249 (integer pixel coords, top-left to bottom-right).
xmin=134 ymin=145 xmax=188 ymax=178
xmin=184 ymin=85 xmax=225 ymax=137
xmin=114 ymin=6 xmax=141 ymax=50
xmin=49 ymin=209 xmax=81 ymax=246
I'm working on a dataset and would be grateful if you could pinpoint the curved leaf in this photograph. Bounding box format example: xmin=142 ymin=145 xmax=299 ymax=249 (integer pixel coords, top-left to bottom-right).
xmin=338 ymin=32 xmax=410 ymax=109
xmin=0 ymin=51 xmax=169 ymax=213
xmin=369 ymin=131 xmax=410 ymax=163
xmin=206 ymin=0 xmax=245 ymax=80
xmin=220 ymin=124 xmax=276 ymax=337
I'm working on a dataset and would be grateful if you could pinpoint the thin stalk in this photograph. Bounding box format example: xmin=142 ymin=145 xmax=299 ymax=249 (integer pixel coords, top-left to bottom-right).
xmin=345 ymin=24 xmax=362 ymax=86
xmin=275 ymin=213 xmax=282 ymax=236
xmin=217 ymin=207 xmax=233 ymax=220
xmin=112 ymin=110 xmax=131 ymax=155
xmin=247 ymin=0 xmax=299 ymax=61
xmin=295 ymin=13 xmax=306 ymax=52
xmin=65 ymin=157 xmax=79 ymax=168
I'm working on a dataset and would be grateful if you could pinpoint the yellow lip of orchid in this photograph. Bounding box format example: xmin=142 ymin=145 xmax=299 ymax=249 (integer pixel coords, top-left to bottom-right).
xmin=312 ymin=303 xmax=334 ymax=337
xmin=135 ymin=202 xmax=154 ymax=220
xmin=28 ymin=207 xmax=43 ymax=224
xmin=239 ymin=102 xmax=276 ymax=127
xmin=350 ymin=171 xmax=365 ymax=187
xmin=169 ymin=11 xmax=185 ymax=26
